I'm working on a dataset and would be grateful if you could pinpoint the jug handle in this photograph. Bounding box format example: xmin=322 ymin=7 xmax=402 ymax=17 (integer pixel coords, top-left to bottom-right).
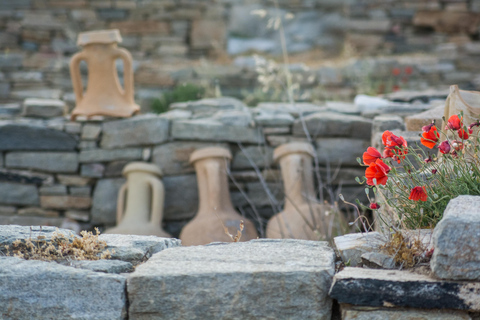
xmin=116 ymin=183 xmax=127 ymax=224
xmin=69 ymin=52 xmax=86 ymax=105
xmin=146 ymin=176 xmax=165 ymax=226
xmin=114 ymin=48 xmax=134 ymax=101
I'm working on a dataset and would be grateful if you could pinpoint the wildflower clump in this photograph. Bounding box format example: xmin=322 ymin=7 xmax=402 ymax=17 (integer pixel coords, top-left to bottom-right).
xmin=4 ymin=228 xmax=113 ymax=261
xmin=357 ymin=113 xmax=480 ymax=230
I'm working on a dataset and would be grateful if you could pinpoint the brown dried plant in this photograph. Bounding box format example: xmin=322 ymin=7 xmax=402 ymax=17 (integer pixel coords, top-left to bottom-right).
xmin=381 ymin=231 xmax=428 ymax=268
xmin=4 ymin=228 xmax=114 ymax=261
xmin=222 ymin=220 xmax=244 ymax=243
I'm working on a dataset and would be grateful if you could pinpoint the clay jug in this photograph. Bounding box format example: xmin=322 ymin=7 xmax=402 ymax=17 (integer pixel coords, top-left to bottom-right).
xmin=180 ymin=147 xmax=258 ymax=246
xmin=105 ymin=162 xmax=171 ymax=237
xmin=266 ymin=142 xmax=327 ymax=240
xmin=69 ymin=29 xmax=140 ymax=120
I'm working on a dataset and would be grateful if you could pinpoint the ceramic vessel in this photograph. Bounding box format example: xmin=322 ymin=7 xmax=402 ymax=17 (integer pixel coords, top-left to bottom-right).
xmin=266 ymin=142 xmax=327 ymax=240
xmin=69 ymin=29 xmax=140 ymax=120
xmin=105 ymin=162 xmax=171 ymax=237
xmin=180 ymin=147 xmax=258 ymax=246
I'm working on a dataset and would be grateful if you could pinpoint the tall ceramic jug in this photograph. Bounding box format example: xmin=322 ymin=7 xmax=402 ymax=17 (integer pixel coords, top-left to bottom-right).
xmin=180 ymin=147 xmax=258 ymax=246
xmin=105 ymin=162 xmax=171 ymax=237
xmin=266 ymin=142 xmax=327 ymax=240
xmin=69 ymin=29 xmax=140 ymax=120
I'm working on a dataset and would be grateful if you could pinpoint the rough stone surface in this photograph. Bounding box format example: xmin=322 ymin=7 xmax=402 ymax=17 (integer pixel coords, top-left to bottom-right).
xmin=5 ymin=152 xmax=78 ymax=173
xmin=0 ymin=256 xmax=126 ymax=319
xmin=163 ymin=174 xmax=198 ymax=220
xmin=0 ymin=215 xmax=64 ymax=227
xmin=170 ymin=97 xmax=248 ymax=117
xmin=39 ymin=184 xmax=67 ymax=195
xmin=81 ymin=124 xmax=102 ymax=140
xmin=22 ymin=98 xmax=66 ymax=118
xmin=341 ymin=305 xmax=471 ymax=320
xmin=371 ymin=114 xmax=405 ymax=135
xmin=361 ymin=252 xmax=396 ymax=269
xmin=91 ymin=178 xmax=125 ymax=225
xmin=40 ymin=195 xmax=91 ymax=210
xmin=152 ymin=142 xmax=229 ymax=175
xmin=68 ymin=260 xmax=134 ymax=274
xmin=81 ymin=163 xmax=105 ymax=178
xmin=256 ymin=103 xmax=326 ymax=118
xmin=293 ymin=112 xmax=372 ymax=139
xmin=99 ymin=234 xmax=181 ymax=265
xmin=101 ymin=115 xmax=170 ymax=149
xmin=128 ymin=239 xmax=335 ymax=320
xmin=17 ymin=207 xmax=59 ymax=217
xmin=330 ymin=267 xmax=480 ymax=311
xmin=0 ymin=124 xmax=77 ymax=151
xmin=56 ymin=174 xmax=93 ymax=186
xmin=171 ymin=119 xmax=264 ymax=143
xmin=0 ymin=182 xmax=39 ymax=206
xmin=334 ymin=232 xmax=385 ymax=267
xmin=316 ymin=138 xmax=369 ymax=166
xmin=254 ymin=112 xmax=295 ymax=127
xmin=405 ymin=103 xmax=445 ymax=131
xmin=431 ymin=195 xmax=480 ymax=280
xmin=79 ymin=148 xmax=143 ymax=163
xmin=0 ymin=225 xmax=76 ymax=248
xmin=232 ymin=145 xmax=274 ymax=169
xmin=212 ymin=110 xmax=252 ymax=127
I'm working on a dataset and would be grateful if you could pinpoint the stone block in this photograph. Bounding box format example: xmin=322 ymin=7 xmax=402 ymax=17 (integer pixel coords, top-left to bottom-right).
xmin=78 ymin=141 xmax=97 ymax=149
xmin=171 ymin=119 xmax=263 ymax=144
xmin=256 ymin=102 xmax=326 ymax=118
xmin=0 ymin=124 xmax=77 ymax=151
xmin=246 ymin=182 xmax=283 ymax=207
xmin=191 ymin=19 xmax=226 ymax=49
xmin=152 ymin=142 xmax=229 ymax=176
xmin=65 ymin=210 xmax=90 ymax=222
xmin=171 ymin=97 xmax=248 ymax=117
xmin=109 ymin=21 xmax=169 ymax=35
xmin=91 ymin=178 xmax=125 ymax=225
xmin=22 ymin=12 xmax=63 ymax=30
xmin=97 ymin=9 xmax=128 ymax=20
xmin=81 ymin=124 xmax=102 ymax=140
xmin=315 ymin=138 xmax=370 ymax=166
xmin=101 ymin=115 xmax=169 ymax=149
xmin=81 ymin=163 xmax=105 ymax=178
xmin=405 ymin=104 xmax=444 ymax=131
xmin=6 ymin=152 xmax=78 ymax=173
xmin=232 ymin=145 xmax=274 ymax=170
xmin=104 ymin=160 xmax=128 ymax=177
xmin=56 ymin=174 xmax=93 ymax=186
xmin=68 ymin=260 xmax=133 ymax=274
xmin=163 ymin=174 xmax=198 ymax=220
xmin=254 ymin=112 xmax=295 ymax=127
xmin=329 ymin=267 xmax=480 ymax=311
xmin=79 ymin=148 xmax=143 ymax=163
xmin=0 ymin=215 xmax=64 ymax=227
xmin=40 ymin=196 xmax=91 ymax=210
xmin=0 ymin=182 xmax=39 ymax=206
xmin=69 ymin=186 xmax=91 ymax=197
xmin=372 ymin=115 xmax=405 ymax=136
xmin=341 ymin=305 xmax=471 ymax=320
xmin=266 ymin=135 xmax=308 ymax=147
xmin=211 ymin=110 xmax=253 ymax=127
xmin=10 ymin=71 xmax=43 ymax=83
xmin=128 ymin=240 xmax=335 ymax=320
xmin=0 ymin=168 xmax=53 ymax=186
xmin=347 ymin=19 xmax=391 ymax=33
xmin=17 ymin=207 xmax=59 ymax=217
xmin=334 ymin=232 xmax=385 ymax=267
xmin=22 ymin=97 xmax=68 ymax=118
xmin=0 ymin=206 xmax=16 ymax=215
xmin=64 ymin=122 xmax=82 ymax=134
xmin=0 ymin=257 xmax=126 ymax=319
xmin=0 ymin=53 xmax=24 ymax=70
xmin=293 ymin=112 xmax=372 ymax=139
xmin=431 ymin=195 xmax=480 ymax=280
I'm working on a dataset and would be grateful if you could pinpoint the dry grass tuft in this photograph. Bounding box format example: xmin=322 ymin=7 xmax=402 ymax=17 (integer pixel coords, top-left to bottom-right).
xmin=381 ymin=231 xmax=430 ymax=268
xmin=4 ymin=227 xmax=114 ymax=261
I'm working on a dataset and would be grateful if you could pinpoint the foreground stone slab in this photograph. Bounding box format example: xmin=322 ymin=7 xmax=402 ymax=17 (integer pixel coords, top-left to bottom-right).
xmin=0 ymin=225 xmax=76 ymax=249
xmin=341 ymin=305 xmax=471 ymax=320
xmin=431 ymin=195 xmax=480 ymax=280
xmin=334 ymin=232 xmax=385 ymax=267
xmin=0 ymin=257 xmax=126 ymax=319
xmin=128 ymin=239 xmax=335 ymax=320
xmin=329 ymin=267 xmax=480 ymax=311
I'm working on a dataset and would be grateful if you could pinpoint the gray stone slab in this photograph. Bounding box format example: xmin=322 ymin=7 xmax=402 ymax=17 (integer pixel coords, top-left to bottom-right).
xmin=39 ymin=184 xmax=67 ymax=195
xmin=334 ymin=232 xmax=386 ymax=267
xmin=101 ymin=115 xmax=170 ymax=149
xmin=163 ymin=174 xmax=198 ymax=220
xmin=0 ymin=215 xmax=65 ymax=227
xmin=68 ymin=260 xmax=134 ymax=274
xmin=316 ymin=138 xmax=369 ymax=166
xmin=128 ymin=239 xmax=335 ymax=320
xmin=256 ymin=102 xmax=326 ymax=118
xmin=329 ymin=267 xmax=480 ymax=311
xmin=91 ymin=178 xmax=125 ymax=225
xmin=81 ymin=163 xmax=105 ymax=178
xmin=0 ymin=257 xmax=126 ymax=319
xmin=81 ymin=124 xmax=102 ymax=140
xmin=232 ymin=145 xmax=274 ymax=170
xmin=0 ymin=225 xmax=76 ymax=248
xmin=69 ymin=186 xmax=91 ymax=197
xmin=5 ymin=152 xmax=78 ymax=173
xmin=371 ymin=114 xmax=405 ymax=136
xmin=293 ymin=112 xmax=372 ymax=139
xmin=99 ymin=234 xmax=181 ymax=265
xmin=79 ymin=148 xmax=143 ymax=163
xmin=171 ymin=119 xmax=264 ymax=144
xmin=22 ymin=98 xmax=66 ymax=118
xmin=0 ymin=124 xmax=77 ymax=151
xmin=56 ymin=175 xmax=93 ymax=186
xmin=170 ymin=97 xmax=248 ymax=117
xmin=0 ymin=182 xmax=39 ymax=206
xmin=341 ymin=305 xmax=471 ymax=320
xmin=431 ymin=195 xmax=480 ymax=280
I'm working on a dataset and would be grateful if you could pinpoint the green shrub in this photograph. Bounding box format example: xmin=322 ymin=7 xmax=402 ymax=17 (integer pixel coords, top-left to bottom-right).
xmin=151 ymin=83 xmax=205 ymax=114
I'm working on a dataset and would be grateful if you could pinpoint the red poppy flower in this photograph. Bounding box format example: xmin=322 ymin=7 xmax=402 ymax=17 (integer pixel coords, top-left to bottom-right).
xmin=432 ymin=169 xmax=437 ymax=174
xmin=447 ymin=115 xmax=462 ymax=130
xmin=451 ymin=140 xmax=464 ymax=151
xmin=409 ymin=186 xmax=428 ymax=202
xmin=393 ymin=85 xmax=400 ymax=92
xmin=457 ymin=128 xmax=469 ymax=140
xmin=382 ymin=131 xmax=408 ymax=162
xmin=392 ymin=67 xmax=401 ymax=76
xmin=370 ymin=203 xmax=381 ymax=209
xmin=363 ymin=147 xmax=382 ymax=165
xmin=420 ymin=125 xmax=440 ymax=149
xmin=365 ymin=159 xmax=390 ymax=186
xmin=405 ymin=66 xmax=413 ymax=75
xmin=438 ymin=140 xmax=451 ymax=154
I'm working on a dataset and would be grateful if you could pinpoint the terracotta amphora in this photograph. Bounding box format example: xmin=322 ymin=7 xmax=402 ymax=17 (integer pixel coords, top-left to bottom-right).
xmin=69 ymin=29 xmax=140 ymax=120
xmin=105 ymin=162 xmax=171 ymax=237
xmin=266 ymin=142 xmax=327 ymax=240
xmin=180 ymin=147 xmax=258 ymax=246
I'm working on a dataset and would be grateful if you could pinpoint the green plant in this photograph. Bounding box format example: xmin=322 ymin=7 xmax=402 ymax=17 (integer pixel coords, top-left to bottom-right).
xmin=357 ymin=113 xmax=480 ymax=230
xmin=151 ymin=83 xmax=205 ymax=114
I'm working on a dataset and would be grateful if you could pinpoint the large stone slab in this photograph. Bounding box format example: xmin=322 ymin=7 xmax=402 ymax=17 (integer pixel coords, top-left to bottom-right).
xmin=91 ymin=178 xmax=125 ymax=225
xmin=79 ymin=148 xmax=143 ymax=163
xmin=22 ymin=98 xmax=67 ymax=118
xmin=405 ymin=103 xmax=444 ymax=131
xmin=68 ymin=260 xmax=134 ymax=274
xmin=431 ymin=195 xmax=480 ymax=280
xmin=0 ymin=168 xmax=53 ymax=185
xmin=0 ymin=182 xmax=39 ymax=206
xmin=40 ymin=195 xmax=91 ymax=210
xmin=316 ymin=138 xmax=369 ymax=166
xmin=101 ymin=115 xmax=170 ymax=149
xmin=170 ymin=97 xmax=248 ymax=117
xmin=171 ymin=119 xmax=264 ymax=144
xmin=329 ymin=267 xmax=480 ymax=311
xmin=0 ymin=225 xmax=76 ymax=249
xmin=334 ymin=232 xmax=385 ymax=267
xmin=5 ymin=152 xmax=78 ymax=173
xmin=163 ymin=174 xmax=198 ymax=220
xmin=0 ymin=124 xmax=77 ymax=151
xmin=293 ymin=112 xmax=372 ymax=139
xmin=0 ymin=257 xmax=126 ymax=319
xmin=152 ymin=142 xmax=229 ymax=175
xmin=232 ymin=145 xmax=274 ymax=169
xmin=341 ymin=305 xmax=471 ymax=320
xmin=128 ymin=239 xmax=335 ymax=320
xmin=0 ymin=215 xmax=65 ymax=227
